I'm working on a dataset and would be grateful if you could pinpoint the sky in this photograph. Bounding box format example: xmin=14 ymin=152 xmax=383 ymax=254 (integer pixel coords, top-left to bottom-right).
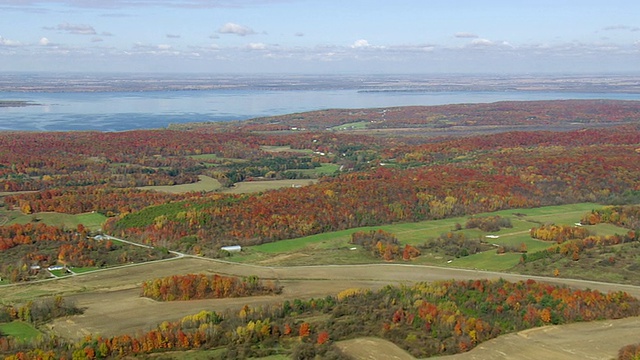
xmin=0 ymin=0 xmax=639 ymax=74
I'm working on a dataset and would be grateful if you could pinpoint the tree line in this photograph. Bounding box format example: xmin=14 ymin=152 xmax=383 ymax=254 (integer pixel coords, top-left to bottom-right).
xmin=141 ymin=274 xmax=282 ymax=301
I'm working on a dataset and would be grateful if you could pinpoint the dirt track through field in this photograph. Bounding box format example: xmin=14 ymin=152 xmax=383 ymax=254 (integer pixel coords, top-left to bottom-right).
xmin=5 ymin=256 xmax=637 ymax=359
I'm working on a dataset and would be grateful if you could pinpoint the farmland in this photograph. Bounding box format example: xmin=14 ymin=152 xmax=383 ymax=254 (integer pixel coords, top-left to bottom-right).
xmin=0 ymin=252 xmax=638 ymax=360
xmin=2 ymin=100 xmax=640 ymax=359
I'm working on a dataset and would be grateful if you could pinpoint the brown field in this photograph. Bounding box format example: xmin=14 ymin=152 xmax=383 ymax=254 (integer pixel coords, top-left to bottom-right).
xmin=138 ymin=175 xmax=223 ymax=193
xmin=336 ymin=338 xmax=416 ymax=360
xmin=2 ymin=257 xmax=640 ymax=359
xmin=338 ymin=317 xmax=640 ymax=360
xmin=220 ymin=179 xmax=317 ymax=194
xmin=139 ymin=176 xmax=317 ymax=195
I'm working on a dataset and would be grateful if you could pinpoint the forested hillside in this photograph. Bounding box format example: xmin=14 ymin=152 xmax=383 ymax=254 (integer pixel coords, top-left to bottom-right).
xmin=2 ymin=101 xmax=640 ymax=258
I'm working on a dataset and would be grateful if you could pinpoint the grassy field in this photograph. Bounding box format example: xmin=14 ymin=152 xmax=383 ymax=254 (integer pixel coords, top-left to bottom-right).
xmin=232 ymin=203 xmax=625 ymax=271
xmin=49 ymin=266 xmax=97 ymax=277
xmin=330 ymin=121 xmax=370 ymax=131
xmin=221 ymin=179 xmax=317 ymax=194
xmin=0 ymin=321 xmax=41 ymax=341
xmin=186 ymin=153 xmax=220 ymax=160
xmin=5 ymin=210 xmax=107 ymax=231
xmin=139 ymin=175 xmax=223 ymax=194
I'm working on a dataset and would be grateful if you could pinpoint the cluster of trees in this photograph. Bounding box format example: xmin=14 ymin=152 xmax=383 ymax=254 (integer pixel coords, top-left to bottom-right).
xmin=530 ymin=224 xmax=592 ymax=243
xmin=141 ymin=274 xmax=282 ymax=301
xmin=422 ymin=232 xmax=492 ymax=258
xmin=465 ymin=215 xmax=512 ymax=232
xmin=222 ymin=156 xmax=321 ymax=184
xmin=521 ymin=230 xmax=639 ymax=265
xmin=527 ymin=221 xmax=639 ymax=262
xmin=4 ymin=279 xmax=639 ymax=359
xmin=618 ymin=343 xmax=640 ymax=360
xmin=496 ymin=242 xmax=528 ymax=255
xmin=581 ymin=205 xmax=640 ymax=229
xmin=349 ymin=229 xmax=410 ymax=261
xmin=0 ymin=297 xmax=82 ymax=358
xmin=4 ymin=186 xmax=197 ymax=216
xmin=0 ymin=223 xmax=172 ymax=283
xmin=0 ymin=296 xmax=81 ymax=325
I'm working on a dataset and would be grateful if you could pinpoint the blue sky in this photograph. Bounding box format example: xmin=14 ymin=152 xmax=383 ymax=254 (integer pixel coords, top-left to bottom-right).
xmin=0 ymin=0 xmax=639 ymax=73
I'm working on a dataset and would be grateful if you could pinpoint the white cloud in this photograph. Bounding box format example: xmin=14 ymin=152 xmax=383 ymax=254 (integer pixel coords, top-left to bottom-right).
xmin=0 ymin=36 xmax=21 ymax=46
xmin=218 ymin=22 xmax=256 ymax=36
xmin=455 ymin=32 xmax=479 ymax=39
xmin=351 ymin=39 xmax=370 ymax=48
xmin=56 ymin=22 xmax=97 ymax=35
xmin=470 ymin=38 xmax=494 ymax=47
xmin=247 ymin=42 xmax=267 ymax=50
xmin=133 ymin=42 xmax=179 ymax=55
xmin=39 ymin=37 xmax=50 ymax=45
xmin=350 ymin=39 xmax=386 ymax=50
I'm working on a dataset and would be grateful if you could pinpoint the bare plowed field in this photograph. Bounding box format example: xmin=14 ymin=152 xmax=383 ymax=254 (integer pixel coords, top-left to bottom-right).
xmin=2 ymin=257 xmax=639 ymax=359
xmin=338 ymin=317 xmax=640 ymax=360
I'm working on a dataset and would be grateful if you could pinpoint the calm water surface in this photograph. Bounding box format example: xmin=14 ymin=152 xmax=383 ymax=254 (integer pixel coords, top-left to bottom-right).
xmin=0 ymin=89 xmax=638 ymax=131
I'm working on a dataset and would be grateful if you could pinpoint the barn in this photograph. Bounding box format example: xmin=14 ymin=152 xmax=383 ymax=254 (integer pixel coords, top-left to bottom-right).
xmin=220 ymin=245 xmax=242 ymax=253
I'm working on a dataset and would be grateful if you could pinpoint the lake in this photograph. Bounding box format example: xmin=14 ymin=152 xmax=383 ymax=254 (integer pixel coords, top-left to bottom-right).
xmin=0 ymin=89 xmax=638 ymax=131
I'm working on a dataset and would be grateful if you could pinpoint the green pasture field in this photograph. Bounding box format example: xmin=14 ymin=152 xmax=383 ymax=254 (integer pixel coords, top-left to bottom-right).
xmin=139 ymin=175 xmax=223 ymax=194
xmin=6 ymin=211 xmax=106 ymax=231
xmin=0 ymin=321 xmax=41 ymax=341
xmin=48 ymin=266 xmax=96 ymax=277
xmin=233 ymin=203 xmax=626 ymax=270
xmin=330 ymin=121 xmax=370 ymax=131
xmin=260 ymin=145 xmax=314 ymax=154
xmin=221 ymin=179 xmax=317 ymax=194
xmin=186 ymin=153 xmax=220 ymax=160
xmin=49 ymin=269 xmax=68 ymax=277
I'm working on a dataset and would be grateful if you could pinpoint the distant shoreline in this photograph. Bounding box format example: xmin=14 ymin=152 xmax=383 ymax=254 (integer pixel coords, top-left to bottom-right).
xmin=0 ymin=100 xmax=40 ymax=108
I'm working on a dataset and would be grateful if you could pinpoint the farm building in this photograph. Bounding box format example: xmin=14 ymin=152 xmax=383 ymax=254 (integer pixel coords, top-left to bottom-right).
xmin=221 ymin=245 xmax=242 ymax=253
